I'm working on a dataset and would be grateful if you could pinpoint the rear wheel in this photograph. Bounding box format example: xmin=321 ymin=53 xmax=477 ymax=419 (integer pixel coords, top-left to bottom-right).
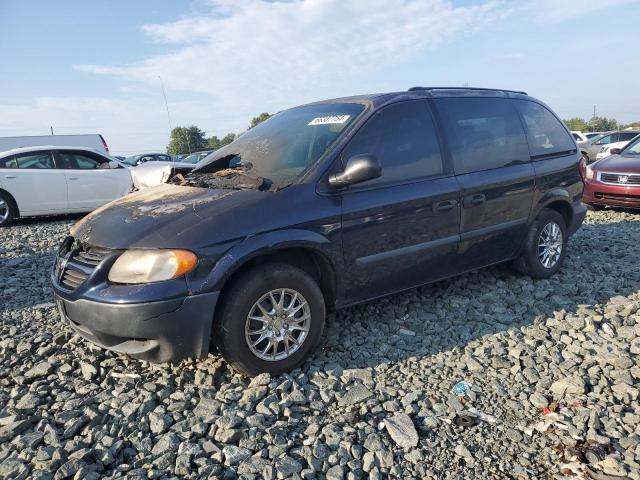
xmin=0 ymin=192 xmax=17 ymax=227
xmin=513 ymin=209 xmax=567 ymax=279
xmin=213 ymin=263 xmax=325 ymax=376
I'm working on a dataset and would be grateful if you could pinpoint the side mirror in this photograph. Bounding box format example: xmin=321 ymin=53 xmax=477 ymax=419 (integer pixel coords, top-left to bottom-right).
xmin=329 ymin=154 xmax=381 ymax=188
xmin=609 ymin=148 xmax=622 ymax=155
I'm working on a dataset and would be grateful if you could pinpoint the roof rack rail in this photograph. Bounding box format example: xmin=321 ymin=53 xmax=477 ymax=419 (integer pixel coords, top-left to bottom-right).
xmin=408 ymin=86 xmax=528 ymax=95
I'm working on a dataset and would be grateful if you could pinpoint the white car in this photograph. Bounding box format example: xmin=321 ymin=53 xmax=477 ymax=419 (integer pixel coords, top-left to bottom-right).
xmin=595 ymin=135 xmax=640 ymax=161
xmin=571 ymin=131 xmax=588 ymax=143
xmin=0 ymin=146 xmax=170 ymax=226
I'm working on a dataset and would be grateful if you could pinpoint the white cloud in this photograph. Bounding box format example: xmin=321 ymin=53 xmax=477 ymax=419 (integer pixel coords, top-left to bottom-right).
xmin=74 ymin=0 xmax=507 ymax=117
xmin=525 ymin=0 xmax=640 ymax=22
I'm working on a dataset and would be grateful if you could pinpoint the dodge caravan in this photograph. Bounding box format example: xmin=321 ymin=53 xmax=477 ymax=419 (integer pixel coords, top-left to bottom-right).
xmin=51 ymin=87 xmax=586 ymax=375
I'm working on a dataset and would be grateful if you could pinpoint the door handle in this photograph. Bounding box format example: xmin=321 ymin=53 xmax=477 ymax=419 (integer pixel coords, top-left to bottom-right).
xmin=4 ymin=175 xmax=16 ymax=179
xmin=463 ymin=193 xmax=486 ymax=207
xmin=433 ymin=199 xmax=458 ymax=214
xmin=68 ymin=177 xmax=79 ymax=180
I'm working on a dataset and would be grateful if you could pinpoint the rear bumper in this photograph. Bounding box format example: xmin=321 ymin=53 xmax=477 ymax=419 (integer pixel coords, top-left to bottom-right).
xmin=568 ymin=201 xmax=587 ymax=236
xmin=54 ymin=291 xmax=219 ymax=362
xmin=583 ymin=180 xmax=640 ymax=207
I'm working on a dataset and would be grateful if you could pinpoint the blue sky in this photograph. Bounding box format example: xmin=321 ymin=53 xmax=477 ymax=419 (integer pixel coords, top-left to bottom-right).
xmin=1 ymin=0 xmax=639 ymax=154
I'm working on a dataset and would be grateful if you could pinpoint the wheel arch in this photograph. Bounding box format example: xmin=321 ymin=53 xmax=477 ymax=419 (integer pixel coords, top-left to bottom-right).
xmin=199 ymin=230 xmax=339 ymax=311
xmin=0 ymin=188 xmax=20 ymax=217
xmin=534 ymin=190 xmax=573 ymax=230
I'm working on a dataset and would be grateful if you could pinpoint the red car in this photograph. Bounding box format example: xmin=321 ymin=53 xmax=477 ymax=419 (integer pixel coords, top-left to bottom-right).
xmin=582 ymin=135 xmax=640 ymax=209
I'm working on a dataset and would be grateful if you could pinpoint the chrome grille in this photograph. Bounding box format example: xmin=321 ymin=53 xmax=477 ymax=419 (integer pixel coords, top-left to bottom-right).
xmin=600 ymin=173 xmax=640 ymax=185
xmin=73 ymin=245 xmax=113 ymax=267
xmin=56 ymin=239 xmax=113 ymax=291
xmin=61 ymin=268 xmax=89 ymax=289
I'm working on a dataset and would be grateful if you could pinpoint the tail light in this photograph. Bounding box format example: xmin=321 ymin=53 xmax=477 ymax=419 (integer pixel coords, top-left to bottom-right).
xmin=100 ymin=134 xmax=110 ymax=153
xmin=578 ymin=156 xmax=586 ymax=181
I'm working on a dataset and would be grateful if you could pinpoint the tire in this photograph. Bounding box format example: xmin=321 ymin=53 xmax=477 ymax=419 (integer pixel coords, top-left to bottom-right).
xmin=586 ymin=203 xmax=605 ymax=211
xmin=213 ymin=263 xmax=326 ymax=376
xmin=513 ymin=209 xmax=567 ymax=279
xmin=0 ymin=191 xmax=17 ymax=227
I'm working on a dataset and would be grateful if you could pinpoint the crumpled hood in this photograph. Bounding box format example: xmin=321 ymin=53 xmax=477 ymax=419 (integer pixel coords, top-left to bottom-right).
xmin=71 ymin=183 xmax=266 ymax=249
xmin=594 ymin=154 xmax=640 ymax=175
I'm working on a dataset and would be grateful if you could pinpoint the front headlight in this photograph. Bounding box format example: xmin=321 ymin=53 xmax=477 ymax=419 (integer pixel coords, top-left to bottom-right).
xmin=108 ymin=249 xmax=198 ymax=284
xmin=586 ymin=165 xmax=595 ymax=180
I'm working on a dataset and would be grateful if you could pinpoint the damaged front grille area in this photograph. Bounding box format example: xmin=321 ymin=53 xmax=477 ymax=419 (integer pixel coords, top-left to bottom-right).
xmin=56 ymin=238 xmax=114 ymax=291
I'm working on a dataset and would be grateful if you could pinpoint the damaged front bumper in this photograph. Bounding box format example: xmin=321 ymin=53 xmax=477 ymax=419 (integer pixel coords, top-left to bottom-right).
xmin=54 ymin=291 xmax=219 ymax=362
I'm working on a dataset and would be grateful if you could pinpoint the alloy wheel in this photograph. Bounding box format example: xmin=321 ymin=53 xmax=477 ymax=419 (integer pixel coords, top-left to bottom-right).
xmin=244 ymin=288 xmax=311 ymax=361
xmin=0 ymin=199 xmax=9 ymax=223
xmin=538 ymin=221 xmax=563 ymax=269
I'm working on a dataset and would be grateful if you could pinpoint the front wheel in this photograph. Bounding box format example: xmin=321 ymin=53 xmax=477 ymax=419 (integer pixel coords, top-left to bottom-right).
xmin=213 ymin=263 xmax=326 ymax=376
xmin=0 ymin=192 xmax=17 ymax=227
xmin=513 ymin=209 xmax=567 ymax=279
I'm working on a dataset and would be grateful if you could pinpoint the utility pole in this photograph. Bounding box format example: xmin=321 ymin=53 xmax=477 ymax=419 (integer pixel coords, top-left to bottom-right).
xmin=158 ymin=75 xmax=173 ymax=135
xmin=593 ymin=105 xmax=597 ymax=118
xmin=50 ymin=126 xmax=54 ymax=135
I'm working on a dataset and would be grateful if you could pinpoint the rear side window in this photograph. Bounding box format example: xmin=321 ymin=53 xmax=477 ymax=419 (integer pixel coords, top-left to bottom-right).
xmin=341 ymin=100 xmax=444 ymax=186
xmin=13 ymin=152 xmax=55 ymax=169
xmin=619 ymin=132 xmax=639 ymax=142
xmin=434 ymin=97 xmax=529 ymax=174
xmin=514 ymin=100 xmax=575 ymax=158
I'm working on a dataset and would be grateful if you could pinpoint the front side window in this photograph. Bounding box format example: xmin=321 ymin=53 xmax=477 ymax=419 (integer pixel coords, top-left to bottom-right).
xmin=194 ymin=103 xmax=365 ymax=187
xmin=515 ymin=100 xmax=575 ymax=158
xmin=595 ymin=134 xmax=612 ymax=145
xmin=435 ymin=97 xmax=529 ymax=174
xmin=0 ymin=156 xmax=17 ymax=168
xmin=57 ymin=151 xmax=108 ymax=169
xmin=14 ymin=152 xmax=55 ymax=169
xmin=341 ymin=100 xmax=444 ymax=186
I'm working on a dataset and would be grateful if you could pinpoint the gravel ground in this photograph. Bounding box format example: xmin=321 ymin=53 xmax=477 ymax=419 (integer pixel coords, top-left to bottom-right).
xmin=1 ymin=210 xmax=639 ymax=480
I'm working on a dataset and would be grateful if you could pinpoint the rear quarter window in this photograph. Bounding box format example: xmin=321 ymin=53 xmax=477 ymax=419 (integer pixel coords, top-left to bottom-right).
xmin=434 ymin=97 xmax=529 ymax=174
xmin=514 ymin=100 xmax=575 ymax=158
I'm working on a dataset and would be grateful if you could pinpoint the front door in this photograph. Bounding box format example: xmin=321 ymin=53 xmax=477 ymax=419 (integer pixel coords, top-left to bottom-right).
xmin=433 ymin=96 xmax=535 ymax=269
xmin=55 ymin=150 xmax=132 ymax=211
xmin=338 ymin=100 xmax=461 ymax=304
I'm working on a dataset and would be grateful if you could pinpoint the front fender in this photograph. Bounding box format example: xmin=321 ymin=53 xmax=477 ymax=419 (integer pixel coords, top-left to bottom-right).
xmin=191 ymin=229 xmax=335 ymax=294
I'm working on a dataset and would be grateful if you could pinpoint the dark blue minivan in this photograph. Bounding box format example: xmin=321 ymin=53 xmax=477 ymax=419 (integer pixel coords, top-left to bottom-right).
xmin=51 ymin=87 xmax=585 ymax=375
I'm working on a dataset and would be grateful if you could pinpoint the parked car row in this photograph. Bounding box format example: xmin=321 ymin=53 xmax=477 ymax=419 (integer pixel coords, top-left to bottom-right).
xmin=577 ymin=129 xmax=640 ymax=163
xmin=0 ymin=146 xmax=172 ymax=226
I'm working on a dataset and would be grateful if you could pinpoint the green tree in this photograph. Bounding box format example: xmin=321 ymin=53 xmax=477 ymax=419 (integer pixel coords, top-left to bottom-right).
xmin=249 ymin=112 xmax=271 ymax=129
xmin=207 ymin=135 xmax=222 ymax=150
xmin=623 ymin=121 xmax=640 ymax=129
xmin=220 ymin=133 xmax=236 ymax=146
xmin=588 ymin=116 xmax=619 ymax=132
xmin=167 ymin=126 xmax=207 ymax=155
xmin=564 ymin=117 xmax=588 ymax=132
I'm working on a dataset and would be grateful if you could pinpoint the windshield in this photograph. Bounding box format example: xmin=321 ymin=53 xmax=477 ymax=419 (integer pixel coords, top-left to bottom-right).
xmin=193 ymin=103 xmax=365 ymax=187
xmin=624 ymin=137 xmax=640 ymax=155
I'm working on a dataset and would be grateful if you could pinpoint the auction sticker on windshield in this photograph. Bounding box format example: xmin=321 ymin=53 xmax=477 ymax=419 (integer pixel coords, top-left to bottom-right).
xmin=308 ymin=115 xmax=350 ymax=126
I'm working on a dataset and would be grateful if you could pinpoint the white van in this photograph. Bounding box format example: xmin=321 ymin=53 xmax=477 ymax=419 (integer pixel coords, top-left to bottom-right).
xmin=0 ymin=134 xmax=110 ymax=155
